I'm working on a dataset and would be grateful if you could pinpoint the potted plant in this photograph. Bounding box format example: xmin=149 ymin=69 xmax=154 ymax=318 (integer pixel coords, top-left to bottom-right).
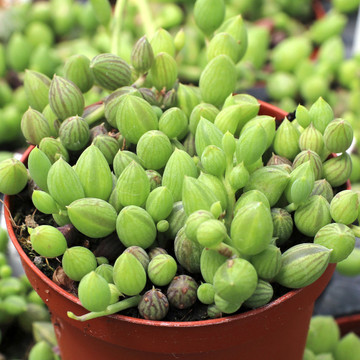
xmin=1 ymin=1 xmax=358 ymax=359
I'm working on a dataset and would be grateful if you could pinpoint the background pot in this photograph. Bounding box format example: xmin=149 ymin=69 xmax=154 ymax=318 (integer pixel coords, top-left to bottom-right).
xmin=4 ymin=101 xmax=336 ymax=360
xmin=337 ymin=314 xmax=360 ymax=337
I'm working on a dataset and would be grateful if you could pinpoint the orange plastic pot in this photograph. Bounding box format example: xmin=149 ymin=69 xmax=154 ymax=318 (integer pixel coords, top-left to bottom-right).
xmin=337 ymin=314 xmax=360 ymax=337
xmin=4 ymin=101 xmax=336 ymax=360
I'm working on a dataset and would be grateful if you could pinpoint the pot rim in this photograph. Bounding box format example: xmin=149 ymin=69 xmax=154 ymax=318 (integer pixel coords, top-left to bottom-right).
xmin=4 ymin=100 xmax=336 ymax=328
xmin=257 ymin=99 xmax=287 ymax=119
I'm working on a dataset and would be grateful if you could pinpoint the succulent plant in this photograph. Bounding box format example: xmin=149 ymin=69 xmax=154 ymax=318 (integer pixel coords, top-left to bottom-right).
xmin=138 ymin=287 xmax=169 ymax=320
xmin=116 ymin=95 xmax=159 ymax=144
xmin=199 ymin=55 xmax=237 ymax=108
xmin=21 ymin=107 xmax=52 ymax=145
xmin=124 ymin=246 xmax=150 ymax=271
xmin=28 ymin=341 xmax=55 ymax=360
xmin=131 ymin=36 xmax=154 ymax=75
xmin=334 ymin=332 xmax=360 ymax=360
xmin=250 ymin=244 xmax=282 ymax=281
xmin=147 ymin=254 xmax=177 ymax=286
xmin=197 ymin=283 xmax=215 ymax=305
xmin=295 ymin=197 xmax=331 ymax=237
xmin=95 ymin=264 xmax=114 ymax=284
xmin=273 ymin=117 xmax=300 ymax=161
xmin=194 ymin=117 xmax=223 ymax=158
xmin=323 ymin=118 xmax=353 ymax=153
xmin=324 ymin=152 xmax=353 ymax=187
xmin=113 ymin=252 xmax=146 ymax=296
xmin=243 ymin=280 xmax=274 ymax=309
xmin=62 ymin=246 xmax=97 ymax=281
xmin=244 ymin=166 xmax=290 ymax=207
xmin=231 ymin=201 xmax=273 ymax=256
xmin=314 ymin=223 xmax=355 ymax=263
xmin=159 ymin=107 xmax=188 ymax=140
xmin=194 ymin=0 xmax=225 ymax=36
xmin=78 ymin=271 xmax=111 ymax=312
xmin=148 ymin=52 xmax=178 ymax=91
xmin=214 ymin=293 xmax=242 ymax=314
xmin=0 ymin=158 xmax=28 ymax=195
xmin=113 ymin=150 xmax=141 ymax=178
xmin=275 ymin=244 xmax=332 ymax=288
xmin=75 ymin=145 xmax=113 ymax=200
xmin=271 ymin=208 xmax=293 ymax=246
xmin=116 ymin=206 xmax=156 ymax=249
xmin=162 ymin=148 xmax=198 ymax=201
xmin=31 ymin=190 xmax=59 ymax=215
xmin=329 ymin=190 xmax=359 ymax=225
xmin=148 ymin=247 xmax=168 ymax=260
xmin=28 ymin=225 xmax=67 ymax=258
xmin=137 ymin=130 xmax=173 ymax=170
xmin=336 ymin=248 xmax=360 ymax=277
xmin=183 ymin=177 xmax=218 ymax=215
xmin=59 ymin=115 xmax=90 ymax=151
xmin=90 ymin=53 xmax=131 ymax=91
xmin=92 ymin=134 xmax=120 ymax=165
xmin=49 ymin=75 xmax=85 ymax=121
xmin=67 ymin=198 xmax=117 ymax=238
xmin=47 ymin=158 xmax=85 ymax=207
xmin=213 ymin=258 xmax=258 ymax=304
xmin=63 ymin=54 xmax=94 ymax=94
xmin=299 ymin=123 xmax=325 ymax=156
xmin=166 ymin=275 xmax=198 ymax=310
xmin=39 ymin=137 xmax=69 ymax=164
xmin=24 ymin=70 xmax=51 ymax=112
xmin=4 ymin=3 xmax=358 ymax=326
xmin=115 ymin=160 xmax=150 ymax=207
xmin=306 ymin=316 xmax=340 ymax=355
xmin=189 ymin=103 xmax=219 ymax=135
xmin=145 ymin=186 xmax=174 ymax=222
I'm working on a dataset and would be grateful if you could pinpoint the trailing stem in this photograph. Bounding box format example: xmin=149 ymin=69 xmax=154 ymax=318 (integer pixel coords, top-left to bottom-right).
xmin=222 ymin=157 xmax=235 ymax=232
xmin=111 ymin=0 xmax=128 ymax=56
xmin=349 ymin=224 xmax=360 ymax=238
xmin=133 ymin=0 xmax=156 ymax=38
xmin=67 ymin=295 xmax=141 ymax=322
xmin=84 ymin=103 xmax=105 ymax=127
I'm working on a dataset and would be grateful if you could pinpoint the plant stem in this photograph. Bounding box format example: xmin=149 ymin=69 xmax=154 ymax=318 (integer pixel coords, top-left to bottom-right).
xmin=213 ymin=242 xmax=239 ymax=258
xmin=84 ymin=103 xmax=105 ymax=127
xmin=133 ymin=0 xmax=156 ymax=38
xmin=67 ymin=295 xmax=141 ymax=322
xmin=132 ymin=74 xmax=147 ymax=88
xmin=224 ymin=233 xmax=235 ymax=247
xmin=350 ymin=224 xmax=360 ymax=238
xmin=222 ymin=156 xmax=235 ymax=232
xmin=284 ymin=202 xmax=298 ymax=213
xmin=111 ymin=0 xmax=128 ymax=55
xmin=222 ymin=177 xmax=235 ymax=232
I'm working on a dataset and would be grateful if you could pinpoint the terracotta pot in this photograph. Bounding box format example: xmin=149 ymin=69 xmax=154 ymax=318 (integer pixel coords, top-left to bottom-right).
xmin=4 ymin=101 xmax=336 ymax=360
xmin=337 ymin=314 xmax=360 ymax=337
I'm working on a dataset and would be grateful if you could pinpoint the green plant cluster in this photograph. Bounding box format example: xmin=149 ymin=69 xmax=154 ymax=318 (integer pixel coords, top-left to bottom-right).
xmin=0 ymin=0 xmax=192 ymax=149
xmin=0 ymin=227 xmax=58 ymax=359
xmin=304 ymin=315 xmax=360 ymax=360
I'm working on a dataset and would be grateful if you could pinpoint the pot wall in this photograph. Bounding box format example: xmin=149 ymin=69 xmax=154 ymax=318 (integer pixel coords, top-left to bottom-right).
xmin=337 ymin=314 xmax=360 ymax=337
xmin=4 ymin=101 xmax=337 ymax=360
